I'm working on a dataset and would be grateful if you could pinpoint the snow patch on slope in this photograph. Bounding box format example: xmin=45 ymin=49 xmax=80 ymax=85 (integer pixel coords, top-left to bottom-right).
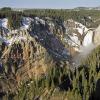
xmin=0 ymin=17 xmax=46 ymax=46
xmin=35 ymin=17 xmax=45 ymax=25
xmin=21 ymin=17 xmax=33 ymax=29
xmin=0 ymin=18 xmax=8 ymax=29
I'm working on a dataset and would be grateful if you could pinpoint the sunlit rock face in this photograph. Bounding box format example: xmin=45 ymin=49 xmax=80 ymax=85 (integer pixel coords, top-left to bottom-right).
xmin=64 ymin=19 xmax=94 ymax=53
xmin=94 ymin=25 xmax=100 ymax=46
xmin=63 ymin=19 xmax=100 ymax=66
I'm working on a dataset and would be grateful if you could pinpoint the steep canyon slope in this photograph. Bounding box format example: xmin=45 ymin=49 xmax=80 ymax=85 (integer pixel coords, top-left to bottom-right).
xmin=0 ymin=16 xmax=100 ymax=95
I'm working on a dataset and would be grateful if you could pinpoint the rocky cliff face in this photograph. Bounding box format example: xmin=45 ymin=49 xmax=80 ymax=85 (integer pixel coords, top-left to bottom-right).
xmin=0 ymin=17 xmax=71 ymax=61
xmin=94 ymin=25 xmax=100 ymax=46
xmin=0 ymin=17 xmax=100 ymax=68
xmin=0 ymin=16 xmax=100 ymax=93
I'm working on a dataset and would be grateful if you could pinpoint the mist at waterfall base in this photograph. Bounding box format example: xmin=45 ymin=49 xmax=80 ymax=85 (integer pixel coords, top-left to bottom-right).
xmin=72 ymin=43 xmax=96 ymax=68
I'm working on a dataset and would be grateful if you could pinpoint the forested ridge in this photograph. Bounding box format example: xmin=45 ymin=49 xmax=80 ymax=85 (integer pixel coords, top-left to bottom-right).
xmin=1 ymin=7 xmax=100 ymax=28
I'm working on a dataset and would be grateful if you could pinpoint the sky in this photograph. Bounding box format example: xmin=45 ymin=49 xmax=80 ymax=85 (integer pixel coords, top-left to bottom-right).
xmin=0 ymin=0 xmax=100 ymax=9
